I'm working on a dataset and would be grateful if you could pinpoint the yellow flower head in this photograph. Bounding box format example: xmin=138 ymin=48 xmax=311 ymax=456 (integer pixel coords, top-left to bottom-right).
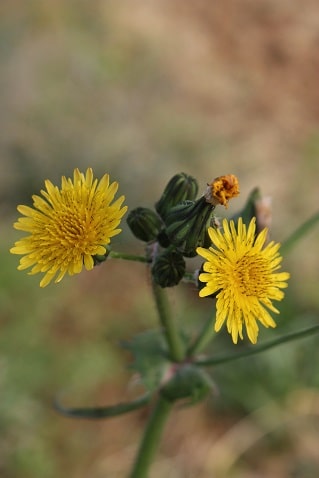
xmin=205 ymin=174 xmax=240 ymax=208
xmin=197 ymin=218 xmax=290 ymax=344
xmin=10 ymin=168 xmax=127 ymax=287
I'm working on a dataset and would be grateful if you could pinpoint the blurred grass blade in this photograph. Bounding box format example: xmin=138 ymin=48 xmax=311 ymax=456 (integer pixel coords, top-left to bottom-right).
xmin=196 ymin=324 xmax=319 ymax=367
xmin=54 ymin=393 xmax=150 ymax=420
xmin=281 ymin=211 xmax=319 ymax=254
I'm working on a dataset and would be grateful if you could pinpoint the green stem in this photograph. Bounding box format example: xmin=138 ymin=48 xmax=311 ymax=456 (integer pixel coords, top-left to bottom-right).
xmin=187 ymin=311 xmax=216 ymax=357
xmin=152 ymin=281 xmax=185 ymax=362
xmin=129 ymin=396 xmax=172 ymax=478
xmin=109 ymin=251 xmax=150 ymax=263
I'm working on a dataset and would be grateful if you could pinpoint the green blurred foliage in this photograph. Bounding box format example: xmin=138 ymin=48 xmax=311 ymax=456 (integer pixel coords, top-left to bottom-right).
xmin=0 ymin=234 xmax=133 ymax=478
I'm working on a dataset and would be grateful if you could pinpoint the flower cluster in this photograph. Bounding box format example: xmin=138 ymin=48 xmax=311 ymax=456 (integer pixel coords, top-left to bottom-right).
xmin=10 ymin=168 xmax=290 ymax=344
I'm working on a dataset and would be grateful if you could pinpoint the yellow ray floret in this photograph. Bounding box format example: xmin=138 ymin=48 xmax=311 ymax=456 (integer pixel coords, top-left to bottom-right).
xmin=197 ymin=217 xmax=290 ymax=344
xmin=10 ymin=168 xmax=127 ymax=287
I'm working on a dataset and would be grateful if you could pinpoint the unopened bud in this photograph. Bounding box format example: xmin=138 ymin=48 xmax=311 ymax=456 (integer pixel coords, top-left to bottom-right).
xmin=151 ymin=249 xmax=186 ymax=287
xmin=164 ymin=198 xmax=215 ymax=257
xmin=155 ymin=173 xmax=198 ymax=221
xmin=127 ymin=207 xmax=163 ymax=242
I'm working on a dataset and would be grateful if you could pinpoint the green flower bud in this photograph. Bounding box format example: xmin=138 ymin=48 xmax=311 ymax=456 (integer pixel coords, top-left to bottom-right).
xmin=155 ymin=173 xmax=199 ymax=221
xmin=127 ymin=207 xmax=163 ymax=242
xmin=157 ymin=230 xmax=171 ymax=248
xmin=160 ymin=364 xmax=214 ymax=404
xmin=164 ymin=197 xmax=215 ymax=257
xmin=151 ymin=249 xmax=186 ymax=287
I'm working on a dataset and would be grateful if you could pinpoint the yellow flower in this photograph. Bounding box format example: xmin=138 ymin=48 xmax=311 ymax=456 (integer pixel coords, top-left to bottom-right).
xmin=10 ymin=168 xmax=127 ymax=287
xmin=197 ymin=218 xmax=290 ymax=344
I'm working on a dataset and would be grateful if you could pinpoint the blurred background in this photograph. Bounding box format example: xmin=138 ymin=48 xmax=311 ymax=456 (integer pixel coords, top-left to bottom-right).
xmin=1 ymin=1 xmax=319 ymax=477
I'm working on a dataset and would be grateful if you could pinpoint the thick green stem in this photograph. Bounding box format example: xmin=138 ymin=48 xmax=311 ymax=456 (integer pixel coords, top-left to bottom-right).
xmin=187 ymin=312 xmax=216 ymax=357
xmin=152 ymin=281 xmax=185 ymax=362
xmin=130 ymin=396 xmax=172 ymax=478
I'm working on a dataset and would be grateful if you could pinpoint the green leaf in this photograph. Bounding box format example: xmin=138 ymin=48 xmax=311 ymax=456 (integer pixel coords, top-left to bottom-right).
xmin=54 ymin=393 xmax=150 ymax=420
xmin=196 ymin=324 xmax=319 ymax=367
xmin=122 ymin=330 xmax=171 ymax=393
xmin=281 ymin=212 xmax=319 ymax=254
xmin=231 ymin=187 xmax=261 ymax=225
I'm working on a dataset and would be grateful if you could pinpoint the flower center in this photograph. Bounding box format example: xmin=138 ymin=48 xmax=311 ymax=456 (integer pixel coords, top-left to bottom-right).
xmin=49 ymin=206 xmax=97 ymax=252
xmin=231 ymin=254 xmax=269 ymax=297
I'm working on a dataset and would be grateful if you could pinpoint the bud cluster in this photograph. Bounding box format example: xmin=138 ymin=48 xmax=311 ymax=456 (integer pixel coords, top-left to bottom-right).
xmin=127 ymin=173 xmax=239 ymax=288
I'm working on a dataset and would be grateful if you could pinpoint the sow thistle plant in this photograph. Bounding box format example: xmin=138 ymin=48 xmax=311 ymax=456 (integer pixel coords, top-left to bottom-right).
xmin=10 ymin=168 xmax=319 ymax=477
